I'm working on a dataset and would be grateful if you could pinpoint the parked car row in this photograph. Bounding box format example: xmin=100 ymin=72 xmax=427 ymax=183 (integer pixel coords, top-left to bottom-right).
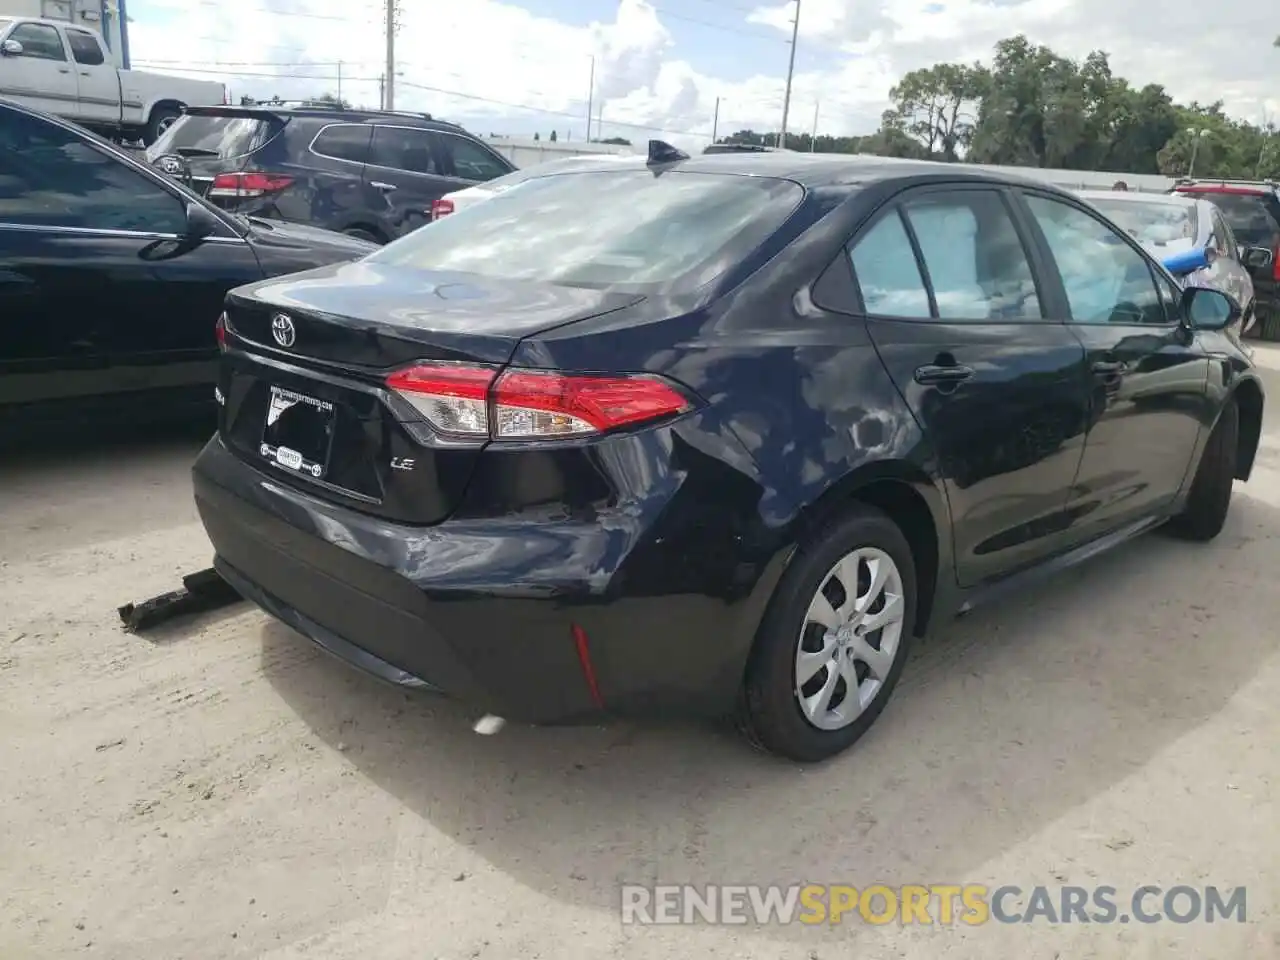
xmin=143 ymin=103 xmax=516 ymax=243
xmin=1 ymin=100 xmax=1266 ymax=762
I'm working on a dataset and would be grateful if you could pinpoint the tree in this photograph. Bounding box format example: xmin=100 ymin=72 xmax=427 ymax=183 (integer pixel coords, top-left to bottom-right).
xmin=533 ymin=132 xmax=540 ymax=141
xmin=306 ymin=92 xmax=351 ymax=110
xmin=887 ymin=62 xmax=988 ymax=160
xmin=599 ymin=136 xmax=632 ymax=146
xmin=549 ymin=130 xmax=558 ymax=142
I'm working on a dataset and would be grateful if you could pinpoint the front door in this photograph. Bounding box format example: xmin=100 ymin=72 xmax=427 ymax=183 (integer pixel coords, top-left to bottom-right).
xmin=851 ymin=185 xmax=1092 ymax=588
xmin=1018 ymin=190 xmax=1210 ymax=544
xmin=0 ymin=105 xmax=261 ymax=420
xmin=365 ymin=124 xmax=455 ymax=239
xmin=0 ymin=22 xmax=79 ymax=118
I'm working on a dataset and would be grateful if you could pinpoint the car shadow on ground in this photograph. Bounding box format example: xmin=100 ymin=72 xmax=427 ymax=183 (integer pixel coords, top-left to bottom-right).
xmin=259 ymin=492 xmax=1280 ymax=940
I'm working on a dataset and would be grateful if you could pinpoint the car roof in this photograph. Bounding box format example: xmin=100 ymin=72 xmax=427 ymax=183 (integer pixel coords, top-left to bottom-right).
xmin=1079 ymin=190 xmax=1199 ymax=208
xmin=185 ymin=104 xmax=468 ymax=133
xmin=527 ymin=150 xmax=1081 ymax=194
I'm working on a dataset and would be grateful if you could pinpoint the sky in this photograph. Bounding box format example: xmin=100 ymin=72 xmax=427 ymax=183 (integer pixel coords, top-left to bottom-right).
xmin=124 ymin=0 xmax=1280 ymax=152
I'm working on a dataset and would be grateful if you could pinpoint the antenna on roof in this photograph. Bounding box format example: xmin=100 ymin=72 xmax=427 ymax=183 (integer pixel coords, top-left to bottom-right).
xmin=647 ymin=139 xmax=690 ymax=166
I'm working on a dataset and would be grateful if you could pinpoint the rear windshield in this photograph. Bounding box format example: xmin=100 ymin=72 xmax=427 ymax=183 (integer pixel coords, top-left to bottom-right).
xmin=1089 ymin=197 xmax=1196 ymax=247
xmin=1176 ymin=190 xmax=1280 ymax=244
xmin=145 ymin=114 xmax=277 ymax=163
xmin=369 ymin=169 xmax=805 ymax=293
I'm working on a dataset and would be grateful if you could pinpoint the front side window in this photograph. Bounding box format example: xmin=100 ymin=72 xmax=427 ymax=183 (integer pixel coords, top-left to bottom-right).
xmin=65 ymin=29 xmax=104 ymax=66
xmin=847 ymin=212 xmax=930 ymax=318
xmin=368 ymin=169 xmax=805 ymax=294
xmin=902 ymin=190 xmax=1042 ymax=320
xmin=370 ymin=126 xmax=440 ymax=174
xmin=9 ymin=22 xmax=66 ymax=60
xmin=0 ymin=109 xmax=186 ymax=233
xmin=443 ymin=135 xmax=511 ymax=182
xmin=1024 ymin=193 xmax=1166 ymax=326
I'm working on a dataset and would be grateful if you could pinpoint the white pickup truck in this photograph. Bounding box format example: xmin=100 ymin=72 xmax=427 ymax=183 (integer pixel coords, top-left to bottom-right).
xmin=0 ymin=16 xmax=225 ymax=145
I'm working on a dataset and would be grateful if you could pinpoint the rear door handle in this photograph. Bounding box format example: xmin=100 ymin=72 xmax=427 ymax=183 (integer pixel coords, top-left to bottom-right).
xmin=914 ymin=363 xmax=974 ymax=385
xmin=1091 ymin=359 xmax=1127 ymax=376
xmin=369 ymin=181 xmax=397 ymax=192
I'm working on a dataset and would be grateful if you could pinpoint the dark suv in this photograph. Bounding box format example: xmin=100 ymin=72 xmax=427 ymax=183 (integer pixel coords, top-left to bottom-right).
xmin=144 ymin=105 xmax=516 ymax=244
xmin=1172 ymin=178 xmax=1280 ymax=338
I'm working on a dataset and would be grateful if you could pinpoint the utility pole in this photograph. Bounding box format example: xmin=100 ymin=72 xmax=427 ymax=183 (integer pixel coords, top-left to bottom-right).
xmin=378 ymin=74 xmax=385 ymax=110
xmin=384 ymin=0 xmax=396 ymax=110
xmin=712 ymin=96 xmax=720 ymax=143
xmin=586 ymin=56 xmax=595 ymax=142
xmin=336 ymin=61 xmax=342 ymax=103
xmin=810 ymin=100 xmax=818 ymax=152
xmin=778 ymin=0 xmax=800 ymax=149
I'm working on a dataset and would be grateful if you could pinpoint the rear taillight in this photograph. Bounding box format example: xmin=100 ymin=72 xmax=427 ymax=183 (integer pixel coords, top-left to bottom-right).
xmin=1273 ymin=244 xmax=1280 ymax=282
xmin=215 ymin=312 xmax=227 ymax=351
xmin=385 ymin=363 xmax=694 ymax=439
xmin=430 ymin=198 xmax=455 ymax=221
xmin=208 ymin=172 xmax=295 ymax=199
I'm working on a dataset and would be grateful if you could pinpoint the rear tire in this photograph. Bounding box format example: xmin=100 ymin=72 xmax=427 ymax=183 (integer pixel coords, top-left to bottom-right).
xmin=739 ymin=504 xmax=917 ymax=763
xmin=1167 ymin=401 xmax=1237 ymax=542
xmin=144 ymin=105 xmax=183 ymax=147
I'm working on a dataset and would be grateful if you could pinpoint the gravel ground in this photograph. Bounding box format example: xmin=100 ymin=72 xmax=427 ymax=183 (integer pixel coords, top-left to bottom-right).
xmin=3 ymin=349 xmax=1279 ymax=960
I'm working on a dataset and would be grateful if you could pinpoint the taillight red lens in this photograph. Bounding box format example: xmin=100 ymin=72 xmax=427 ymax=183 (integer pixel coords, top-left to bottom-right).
xmin=491 ymin=369 xmax=691 ymax=438
xmin=384 ymin=363 xmax=693 ymax=439
xmin=215 ymin=312 xmax=227 ymax=351
xmin=431 ymin=198 xmax=455 ymax=221
xmin=208 ymin=172 xmax=294 ymax=199
xmin=1273 ymin=245 xmax=1280 ymax=282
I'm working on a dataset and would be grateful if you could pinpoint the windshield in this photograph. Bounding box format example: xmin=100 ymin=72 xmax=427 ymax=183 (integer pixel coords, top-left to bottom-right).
xmin=1176 ymin=190 xmax=1280 ymax=245
xmin=1090 ymin=198 xmax=1196 ymax=247
xmin=370 ymin=169 xmax=805 ymax=293
xmin=145 ymin=114 xmax=277 ymax=163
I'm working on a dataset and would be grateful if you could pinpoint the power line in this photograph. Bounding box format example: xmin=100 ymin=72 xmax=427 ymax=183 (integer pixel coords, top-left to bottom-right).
xmin=649 ymin=3 xmax=785 ymax=42
xmin=183 ymin=0 xmax=380 ymax=22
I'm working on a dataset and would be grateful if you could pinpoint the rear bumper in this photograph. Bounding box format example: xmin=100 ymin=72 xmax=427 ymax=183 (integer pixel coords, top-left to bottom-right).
xmin=193 ymin=435 xmax=782 ymax=724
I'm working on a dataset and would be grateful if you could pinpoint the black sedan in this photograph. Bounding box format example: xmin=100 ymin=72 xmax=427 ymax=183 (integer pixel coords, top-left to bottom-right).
xmin=0 ymin=98 xmax=376 ymax=434
xmin=192 ymin=145 xmax=1264 ymax=762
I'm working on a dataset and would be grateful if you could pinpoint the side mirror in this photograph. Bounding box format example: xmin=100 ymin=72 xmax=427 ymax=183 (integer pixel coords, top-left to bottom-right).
xmin=1242 ymin=246 xmax=1275 ymax=270
xmin=1181 ymin=286 xmax=1241 ymax=331
xmin=1 ymin=39 xmax=24 ymax=56
xmin=182 ymin=201 xmax=221 ymax=242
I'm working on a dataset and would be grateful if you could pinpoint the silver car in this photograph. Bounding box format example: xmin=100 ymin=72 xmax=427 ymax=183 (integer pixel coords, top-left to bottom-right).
xmin=1079 ymin=190 xmax=1258 ymax=334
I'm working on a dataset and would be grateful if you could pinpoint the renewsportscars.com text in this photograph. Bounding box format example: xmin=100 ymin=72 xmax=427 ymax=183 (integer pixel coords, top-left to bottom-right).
xmin=620 ymin=884 xmax=1247 ymax=926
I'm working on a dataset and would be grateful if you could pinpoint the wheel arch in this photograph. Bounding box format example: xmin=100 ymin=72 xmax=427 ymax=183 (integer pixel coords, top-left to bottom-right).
xmin=1232 ymin=376 xmax=1264 ymax=481
xmin=792 ymin=460 xmax=951 ymax=636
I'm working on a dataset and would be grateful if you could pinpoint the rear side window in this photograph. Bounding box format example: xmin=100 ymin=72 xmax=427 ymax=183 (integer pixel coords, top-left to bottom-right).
xmin=440 ymin=134 xmax=510 ymax=181
xmin=311 ymin=123 xmax=371 ymax=163
xmin=1177 ymin=190 xmax=1280 ymax=246
xmin=901 ymin=190 xmax=1042 ymax=320
xmin=145 ymin=114 xmax=276 ymax=162
xmin=848 ymin=213 xmax=931 ymax=318
xmin=368 ymin=169 xmax=805 ymax=294
xmin=9 ymin=22 xmax=66 ymax=60
xmin=65 ymin=29 xmax=104 ymax=65
xmin=370 ymin=126 xmax=440 ymax=174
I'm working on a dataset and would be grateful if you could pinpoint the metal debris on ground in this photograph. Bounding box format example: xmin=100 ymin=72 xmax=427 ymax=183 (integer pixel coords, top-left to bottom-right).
xmin=117 ymin=568 xmax=243 ymax=634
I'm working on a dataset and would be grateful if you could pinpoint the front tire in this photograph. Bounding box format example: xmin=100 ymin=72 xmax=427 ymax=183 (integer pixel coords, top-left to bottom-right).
xmin=1167 ymin=401 xmax=1238 ymax=542
xmin=739 ymin=504 xmax=917 ymax=762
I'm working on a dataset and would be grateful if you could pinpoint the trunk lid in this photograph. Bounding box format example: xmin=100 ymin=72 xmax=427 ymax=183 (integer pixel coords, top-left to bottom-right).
xmin=219 ymin=262 xmax=645 ymax=524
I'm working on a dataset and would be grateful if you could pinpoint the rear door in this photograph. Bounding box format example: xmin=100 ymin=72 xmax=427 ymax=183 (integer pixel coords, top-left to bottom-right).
xmin=64 ymin=27 xmax=117 ymax=126
xmin=853 ymin=184 xmax=1092 ymax=588
xmin=1018 ymin=189 xmax=1209 ymax=544
xmin=365 ymin=125 xmax=456 ymax=238
xmin=0 ymin=107 xmax=261 ymax=419
xmin=0 ymin=21 xmax=79 ymax=118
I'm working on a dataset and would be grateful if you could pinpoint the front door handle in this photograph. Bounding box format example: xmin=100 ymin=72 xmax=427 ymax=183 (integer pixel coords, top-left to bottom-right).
xmin=914 ymin=363 xmax=975 ymax=386
xmin=369 ymin=181 xmax=397 ymax=192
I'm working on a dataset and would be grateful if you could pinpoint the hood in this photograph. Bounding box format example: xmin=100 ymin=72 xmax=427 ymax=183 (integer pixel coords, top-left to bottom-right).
xmin=242 ymin=216 xmax=377 ymax=275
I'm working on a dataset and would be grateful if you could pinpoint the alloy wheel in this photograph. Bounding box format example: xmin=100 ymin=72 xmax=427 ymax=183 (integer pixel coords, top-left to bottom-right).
xmin=794 ymin=547 xmax=906 ymax=731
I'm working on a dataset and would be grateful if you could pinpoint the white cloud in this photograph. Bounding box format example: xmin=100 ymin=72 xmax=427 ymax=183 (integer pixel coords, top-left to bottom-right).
xmin=128 ymin=0 xmax=1280 ymax=154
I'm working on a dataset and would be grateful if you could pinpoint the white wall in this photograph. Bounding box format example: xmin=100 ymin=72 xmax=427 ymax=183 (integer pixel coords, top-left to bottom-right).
xmin=482 ymin=137 xmax=633 ymax=169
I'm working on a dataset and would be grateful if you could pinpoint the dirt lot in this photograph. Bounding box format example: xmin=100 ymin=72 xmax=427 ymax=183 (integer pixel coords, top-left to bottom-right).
xmin=3 ymin=350 xmax=1279 ymax=960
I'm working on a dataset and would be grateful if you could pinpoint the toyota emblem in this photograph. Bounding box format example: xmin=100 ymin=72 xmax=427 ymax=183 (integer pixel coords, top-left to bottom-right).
xmin=271 ymin=313 xmax=296 ymax=348
xmin=160 ymin=155 xmax=182 ymax=175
